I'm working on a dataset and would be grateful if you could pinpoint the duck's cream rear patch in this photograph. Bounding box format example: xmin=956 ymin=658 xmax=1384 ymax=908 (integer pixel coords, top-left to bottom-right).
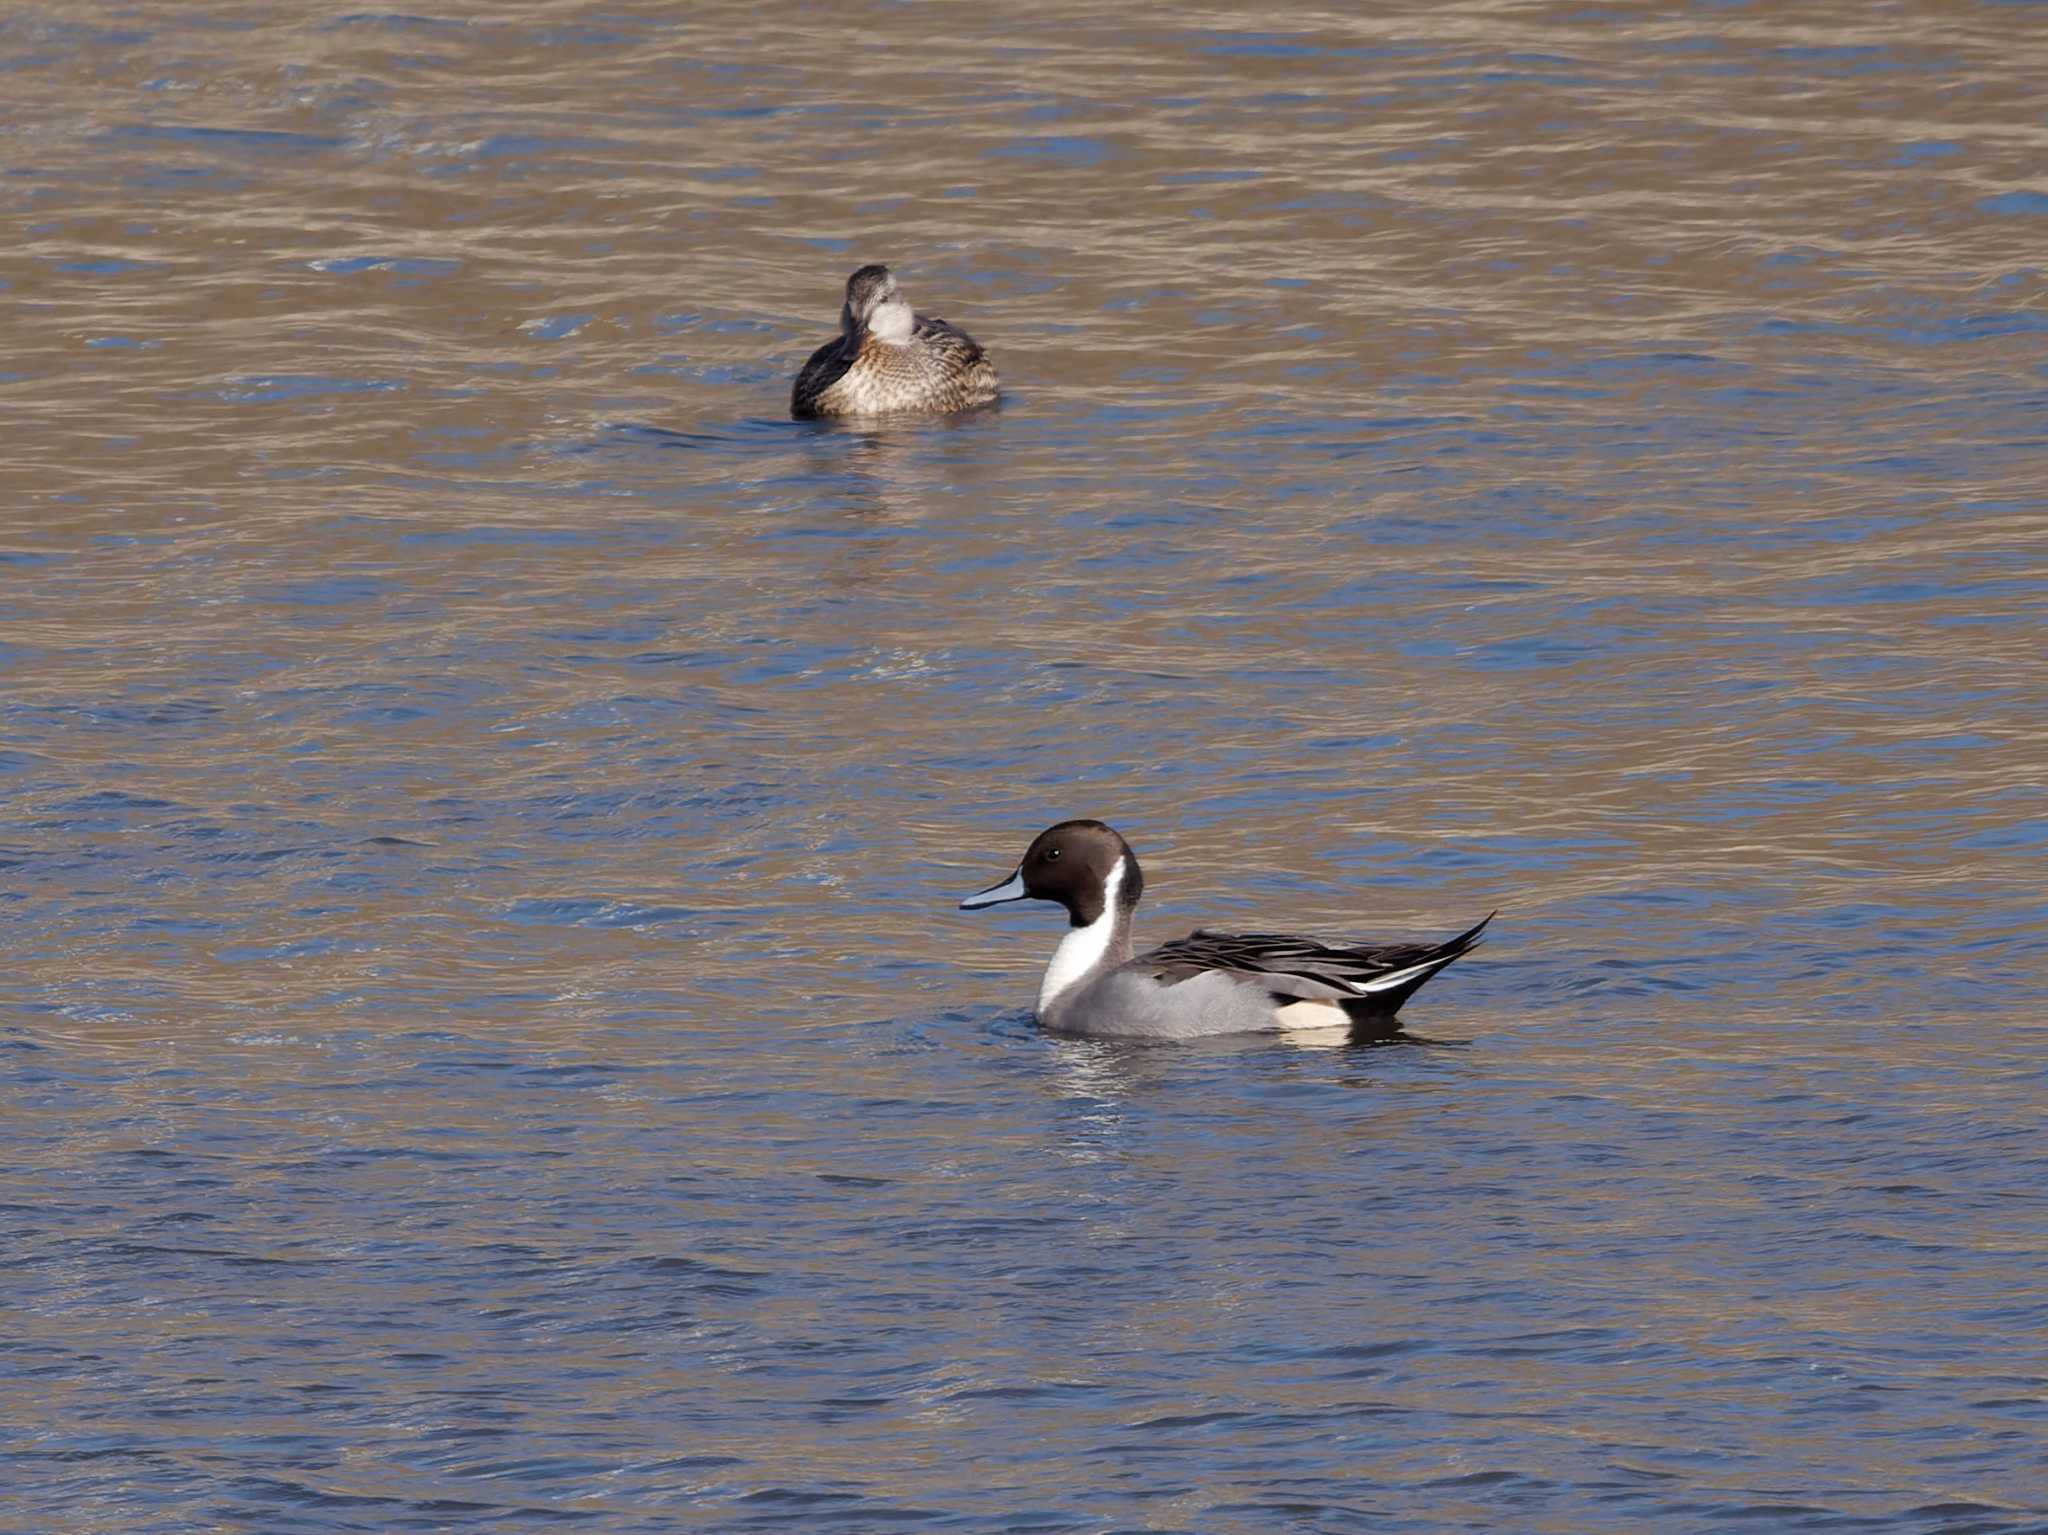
xmin=1272 ymin=999 xmax=1350 ymax=1029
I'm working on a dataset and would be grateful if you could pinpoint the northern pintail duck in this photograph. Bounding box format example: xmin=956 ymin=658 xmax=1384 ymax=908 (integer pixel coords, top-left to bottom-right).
xmin=790 ymin=264 xmax=999 ymax=420
xmin=961 ymin=820 xmax=1491 ymax=1040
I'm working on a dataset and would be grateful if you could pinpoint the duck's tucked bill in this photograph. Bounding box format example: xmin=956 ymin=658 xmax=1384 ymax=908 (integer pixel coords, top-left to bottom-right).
xmin=791 ymin=263 xmax=999 ymax=420
xmin=960 ymin=819 xmax=1492 ymax=1040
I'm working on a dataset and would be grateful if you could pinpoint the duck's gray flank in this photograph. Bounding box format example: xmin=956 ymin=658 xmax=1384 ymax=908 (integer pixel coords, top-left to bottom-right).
xmin=961 ymin=819 xmax=1491 ymax=1040
xmin=791 ymin=263 xmax=999 ymax=419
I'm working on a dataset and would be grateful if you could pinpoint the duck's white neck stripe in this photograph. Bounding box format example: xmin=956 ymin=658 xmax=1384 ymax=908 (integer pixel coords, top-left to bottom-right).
xmin=1038 ymin=856 xmax=1126 ymax=1017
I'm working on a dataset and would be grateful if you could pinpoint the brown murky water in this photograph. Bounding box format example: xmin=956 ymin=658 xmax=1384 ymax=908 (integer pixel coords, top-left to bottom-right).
xmin=5 ymin=3 xmax=2047 ymax=1531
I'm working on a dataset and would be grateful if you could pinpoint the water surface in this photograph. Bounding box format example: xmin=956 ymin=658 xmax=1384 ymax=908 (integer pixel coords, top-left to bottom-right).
xmin=4 ymin=2 xmax=2047 ymax=1530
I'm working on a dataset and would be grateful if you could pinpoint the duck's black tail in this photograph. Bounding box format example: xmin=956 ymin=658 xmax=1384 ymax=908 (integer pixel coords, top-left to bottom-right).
xmin=1340 ymin=910 xmax=1494 ymax=1023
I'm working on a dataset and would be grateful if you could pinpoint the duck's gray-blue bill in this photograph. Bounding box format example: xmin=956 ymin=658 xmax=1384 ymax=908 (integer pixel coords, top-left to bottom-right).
xmin=959 ymin=870 xmax=1027 ymax=909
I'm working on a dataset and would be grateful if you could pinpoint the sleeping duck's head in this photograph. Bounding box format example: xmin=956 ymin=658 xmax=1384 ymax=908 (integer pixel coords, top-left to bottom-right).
xmin=841 ymin=263 xmax=915 ymax=344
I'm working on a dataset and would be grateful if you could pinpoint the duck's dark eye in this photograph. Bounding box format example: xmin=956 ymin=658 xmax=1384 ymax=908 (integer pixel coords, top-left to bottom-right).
xmin=1046 ymin=847 xmax=1061 ymax=861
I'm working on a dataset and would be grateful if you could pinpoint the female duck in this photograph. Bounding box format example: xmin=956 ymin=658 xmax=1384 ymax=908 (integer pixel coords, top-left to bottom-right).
xmin=791 ymin=264 xmax=999 ymax=420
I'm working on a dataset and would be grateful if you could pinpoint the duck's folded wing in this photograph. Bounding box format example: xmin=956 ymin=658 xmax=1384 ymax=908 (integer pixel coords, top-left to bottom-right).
xmin=1135 ymin=914 xmax=1493 ymax=1002
xmin=791 ymin=336 xmax=855 ymax=416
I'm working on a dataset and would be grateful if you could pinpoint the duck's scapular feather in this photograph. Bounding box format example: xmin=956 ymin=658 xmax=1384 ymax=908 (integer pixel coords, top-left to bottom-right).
xmin=1137 ymin=914 xmax=1494 ymax=1015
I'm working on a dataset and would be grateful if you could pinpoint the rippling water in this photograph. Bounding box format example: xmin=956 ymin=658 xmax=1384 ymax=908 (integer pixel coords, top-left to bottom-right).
xmin=6 ymin=2 xmax=2047 ymax=1530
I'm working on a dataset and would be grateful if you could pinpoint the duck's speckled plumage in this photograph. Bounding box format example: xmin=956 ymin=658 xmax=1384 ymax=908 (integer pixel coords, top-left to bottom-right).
xmin=791 ymin=264 xmax=999 ymax=420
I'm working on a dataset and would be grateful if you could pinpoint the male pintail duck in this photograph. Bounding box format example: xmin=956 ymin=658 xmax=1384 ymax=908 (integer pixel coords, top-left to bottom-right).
xmin=791 ymin=263 xmax=999 ymax=420
xmin=960 ymin=820 xmax=1491 ymax=1040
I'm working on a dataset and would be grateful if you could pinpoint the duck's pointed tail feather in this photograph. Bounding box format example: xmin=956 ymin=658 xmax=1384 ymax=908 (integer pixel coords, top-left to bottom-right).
xmin=1344 ymin=910 xmax=1495 ymax=1017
